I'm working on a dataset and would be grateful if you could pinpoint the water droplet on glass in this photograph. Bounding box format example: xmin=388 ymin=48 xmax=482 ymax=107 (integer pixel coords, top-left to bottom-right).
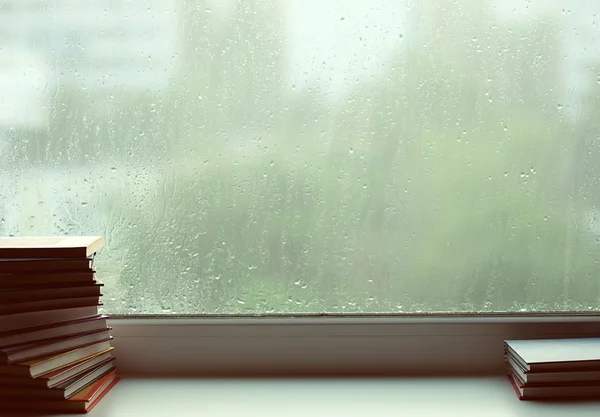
xmin=501 ymin=122 xmax=507 ymax=131
xmin=81 ymin=202 xmax=88 ymax=207
xmin=557 ymin=103 xmax=563 ymax=110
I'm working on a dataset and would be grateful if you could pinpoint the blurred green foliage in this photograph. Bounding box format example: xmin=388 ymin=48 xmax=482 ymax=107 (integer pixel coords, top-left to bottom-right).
xmin=5 ymin=0 xmax=600 ymax=313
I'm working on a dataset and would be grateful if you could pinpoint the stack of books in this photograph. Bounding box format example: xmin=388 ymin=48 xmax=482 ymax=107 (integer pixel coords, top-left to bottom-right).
xmin=505 ymin=337 xmax=600 ymax=400
xmin=0 ymin=236 xmax=119 ymax=414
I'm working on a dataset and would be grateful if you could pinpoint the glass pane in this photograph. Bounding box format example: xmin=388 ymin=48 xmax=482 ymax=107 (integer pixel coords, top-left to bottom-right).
xmin=1 ymin=0 xmax=600 ymax=314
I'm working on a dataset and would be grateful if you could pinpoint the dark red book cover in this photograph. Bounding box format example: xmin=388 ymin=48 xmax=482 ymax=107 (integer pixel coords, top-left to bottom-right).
xmin=0 ymin=295 xmax=101 ymax=316
xmin=0 ymin=305 xmax=100 ymax=333
xmin=0 ymin=271 xmax=96 ymax=289
xmin=0 ymin=283 xmax=103 ymax=304
xmin=0 ymin=315 xmax=108 ymax=349
xmin=0 ymin=327 xmax=111 ymax=364
xmin=0 ymin=258 xmax=92 ymax=274
xmin=0 ymin=314 xmax=104 ymax=338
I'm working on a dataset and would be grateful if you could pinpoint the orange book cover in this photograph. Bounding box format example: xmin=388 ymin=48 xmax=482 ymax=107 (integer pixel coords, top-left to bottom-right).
xmin=85 ymin=375 xmax=120 ymax=413
xmin=0 ymin=361 xmax=115 ymax=399
xmin=66 ymin=369 xmax=120 ymax=413
xmin=0 ymin=347 xmax=114 ymax=388
xmin=40 ymin=347 xmax=114 ymax=382
xmin=70 ymin=368 xmax=118 ymax=401
xmin=0 ymin=368 xmax=120 ymax=413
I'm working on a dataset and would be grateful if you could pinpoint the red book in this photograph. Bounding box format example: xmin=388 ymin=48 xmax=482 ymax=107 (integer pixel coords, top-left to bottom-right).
xmin=0 ymin=258 xmax=92 ymax=274
xmin=0 ymin=368 xmax=119 ymax=414
xmin=0 ymin=271 xmax=96 ymax=288
xmin=0 ymin=327 xmax=111 ymax=364
xmin=0 ymin=305 xmax=99 ymax=333
xmin=0 ymin=315 xmax=107 ymax=348
xmin=0 ymin=347 xmax=114 ymax=388
xmin=508 ymin=372 xmax=525 ymax=400
xmin=0 ymin=341 xmax=113 ymax=378
xmin=0 ymin=295 xmax=101 ymax=316
xmin=0 ymin=360 xmax=116 ymax=399
xmin=508 ymin=370 xmax=600 ymax=400
xmin=0 ymin=283 xmax=103 ymax=303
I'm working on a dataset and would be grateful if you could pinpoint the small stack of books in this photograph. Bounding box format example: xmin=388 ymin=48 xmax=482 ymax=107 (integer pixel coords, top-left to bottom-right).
xmin=505 ymin=337 xmax=600 ymax=400
xmin=0 ymin=236 xmax=119 ymax=413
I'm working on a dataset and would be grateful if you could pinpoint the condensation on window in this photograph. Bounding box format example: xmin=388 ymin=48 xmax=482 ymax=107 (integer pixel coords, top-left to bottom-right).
xmin=1 ymin=0 xmax=599 ymax=314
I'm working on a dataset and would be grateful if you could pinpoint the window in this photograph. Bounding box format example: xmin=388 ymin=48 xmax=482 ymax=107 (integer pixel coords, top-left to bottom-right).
xmin=2 ymin=0 xmax=600 ymax=315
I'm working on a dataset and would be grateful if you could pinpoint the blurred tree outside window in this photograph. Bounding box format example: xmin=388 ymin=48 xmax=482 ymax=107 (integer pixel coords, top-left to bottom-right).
xmin=1 ymin=0 xmax=600 ymax=314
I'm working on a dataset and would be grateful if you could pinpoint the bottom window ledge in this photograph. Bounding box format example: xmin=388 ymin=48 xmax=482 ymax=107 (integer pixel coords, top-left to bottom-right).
xmin=4 ymin=377 xmax=600 ymax=417
xmin=108 ymin=316 xmax=600 ymax=376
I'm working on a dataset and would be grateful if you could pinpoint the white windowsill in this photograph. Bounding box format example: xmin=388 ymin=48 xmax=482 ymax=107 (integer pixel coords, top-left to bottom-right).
xmin=5 ymin=377 xmax=600 ymax=417
xmin=1 ymin=316 xmax=600 ymax=416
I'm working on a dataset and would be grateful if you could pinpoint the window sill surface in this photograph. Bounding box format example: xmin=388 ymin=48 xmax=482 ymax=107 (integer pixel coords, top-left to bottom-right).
xmin=5 ymin=377 xmax=600 ymax=417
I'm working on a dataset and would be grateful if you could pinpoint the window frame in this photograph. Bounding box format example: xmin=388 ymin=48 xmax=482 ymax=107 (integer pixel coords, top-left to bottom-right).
xmin=108 ymin=314 xmax=600 ymax=376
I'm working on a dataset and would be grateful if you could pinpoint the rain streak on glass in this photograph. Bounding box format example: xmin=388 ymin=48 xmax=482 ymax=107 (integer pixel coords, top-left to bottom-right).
xmin=1 ymin=0 xmax=600 ymax=314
